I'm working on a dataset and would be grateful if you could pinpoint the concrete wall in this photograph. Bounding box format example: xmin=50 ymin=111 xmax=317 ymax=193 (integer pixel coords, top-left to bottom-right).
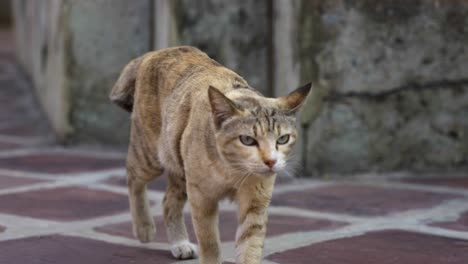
xmin=0 ymin=0 xmax=12 ymax=26
xmin=12 ymin=0 xmax=275 ymax=144
xmin=66 ymin=0 xmax=151 ymax=145
xmin=13 ymin=0 xmax=151 ymax=144
xmin=173 ymin=0 xmax=272 ymax=95
xmin=12 ymin=0 xmax=468 ymax=176
xmin=13 ymin=0 xmax=70 ymax=140
xmin=299 ymin=0 xmax=468 ymax=174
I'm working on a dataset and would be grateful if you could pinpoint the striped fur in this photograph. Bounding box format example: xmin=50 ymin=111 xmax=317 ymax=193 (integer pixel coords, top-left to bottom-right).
xmin=110 ymin=46 xmax=311 ymax=264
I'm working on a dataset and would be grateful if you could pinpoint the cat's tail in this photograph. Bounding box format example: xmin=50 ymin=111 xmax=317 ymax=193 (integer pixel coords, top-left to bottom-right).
xmin=109 ymin=56 xmax=143 ymax=112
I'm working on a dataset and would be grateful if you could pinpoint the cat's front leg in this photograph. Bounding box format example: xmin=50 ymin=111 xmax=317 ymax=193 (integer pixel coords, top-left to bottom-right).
xmin=188 ymin=185 xmax=221 ymax=264
xmin=235 ymin=177 xmax=275 ymax=264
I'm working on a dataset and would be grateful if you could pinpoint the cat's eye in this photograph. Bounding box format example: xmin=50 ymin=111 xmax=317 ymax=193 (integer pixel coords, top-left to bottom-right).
xmin=239 ymin=135 xmax=257 ymax=146
xmin=277 ymin=134 xmax=290 ymax=145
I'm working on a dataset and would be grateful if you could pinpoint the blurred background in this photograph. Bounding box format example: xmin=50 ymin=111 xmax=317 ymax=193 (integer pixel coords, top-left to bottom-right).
xmin=2 ymin=3 xmax=468 ymax=263
xmin=1 ymin=0 xmax=468 ymax=177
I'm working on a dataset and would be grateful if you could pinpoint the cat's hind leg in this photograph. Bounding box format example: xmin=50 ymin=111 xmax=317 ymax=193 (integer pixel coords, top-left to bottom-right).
xmin=164 ymin=174 xmax=197 ymax=259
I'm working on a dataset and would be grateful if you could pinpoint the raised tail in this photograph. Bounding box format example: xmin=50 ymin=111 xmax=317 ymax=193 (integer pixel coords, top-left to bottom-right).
xmin=109 ymin=56 xmax=143 ymax=112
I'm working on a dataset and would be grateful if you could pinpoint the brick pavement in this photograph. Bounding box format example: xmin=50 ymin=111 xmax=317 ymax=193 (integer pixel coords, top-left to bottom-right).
xmin=1 ymin=50 xmax=468 ymax=264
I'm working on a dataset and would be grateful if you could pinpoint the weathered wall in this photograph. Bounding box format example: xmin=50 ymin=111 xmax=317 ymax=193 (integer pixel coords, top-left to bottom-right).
xmin=173 ymin=0 xmax=272 ymax=95
xmin=299 ymin=0 xmax=468 ymax=174
xmin=0 ymin=0 xmax=12 ymax=27
xmin=13 ymin=0 xmax=273 ymax=144
xmin=0 ymin=0 xmax=11 ymax=26
xmin=66 ymin=0 xmax=151 ymax=145
xmin=12 ymin=0 xmax=70 ymax=139
xmin=12 ymin=0 xmax=468 ymax=176
xmin=13 ymin=0 xmax=151 ymax=144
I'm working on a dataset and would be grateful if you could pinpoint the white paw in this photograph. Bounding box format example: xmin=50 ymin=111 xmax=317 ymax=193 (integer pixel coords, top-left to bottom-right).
xmin=171 ymin=240 xmax=198 ymax=260
xmin=133 ymin=223 xmax=155 ymax=243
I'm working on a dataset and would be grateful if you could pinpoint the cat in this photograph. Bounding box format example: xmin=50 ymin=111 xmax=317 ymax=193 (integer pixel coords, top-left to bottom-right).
xmin=110 ymin=46 xmax=311 ymax=264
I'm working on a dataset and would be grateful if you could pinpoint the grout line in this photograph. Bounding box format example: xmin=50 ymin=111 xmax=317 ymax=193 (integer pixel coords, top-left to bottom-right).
xmin=261 ymin=260 xmax=281 ymax=264
xmin=390 ymin=198 xmax=468 ymax=224
xmin=33 ymin=147 xmax=127 ymax=159
xmin=261 ymin=222 xmax=378 ymax=256
xmin=0 ymin=213 xmax=66 ymax=241
xmin=0 ymin=135 xmax=49 ymax=146
xmin=0 ymin=169 xmax=59 ymax=180
xmin=401 ymin=225 xmax=468 ymax=241
xmin=83 ymin=183 xmax=166 ymax=201
xmin=273 ymin=180 xmax=334 ymax=194
xmin=0 ymin=147 xmax=126 ymax=159
xmin=63 ymin=229 xmax=170 ymax=250
xmin=268 ymin=206 xmax=367 ymax=223
xmin=356 ymin=181 xmax=468 ymax=196
xmin=64 ymin=204 xmax=163 ymax=230
xmin=0 ymin=167 xmax=126 ymax=181
xmin=172 ymin=260 xmax=199 ymax=264
xmin=0 ymin=213 xmax=63 ymax=229
xmin=0 ymin=169 xmax=128 ymax=196
xmin=0 ymin=181 xmax=71 ymax=196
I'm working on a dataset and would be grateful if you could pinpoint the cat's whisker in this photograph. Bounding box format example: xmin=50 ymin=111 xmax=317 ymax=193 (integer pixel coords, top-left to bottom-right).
xmin=232 ymin=170 xmax=252 ymax=189
xmin=236 ymin=173 xmax=251 ymax=189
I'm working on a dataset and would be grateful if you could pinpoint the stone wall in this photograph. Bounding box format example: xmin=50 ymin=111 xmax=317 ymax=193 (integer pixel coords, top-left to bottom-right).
xmin=12 ymin=0 xmax=70 ymax=140
xmin=66 ymin=0 xmax=151 ymax=145
xmin=299 ymin=0 xmax=468 ymax=174
xmin=173 ymin=0 xmax=272 ymax=95
xmin=0 ymin=0 xmax=11 ymax=26
xmin=12 ymin=0 xmax=468 ymax=175
xmin=12 ymin=0 xmax=275 ymax=144
xmin=13 ymin=0 xmax=151 ymax=144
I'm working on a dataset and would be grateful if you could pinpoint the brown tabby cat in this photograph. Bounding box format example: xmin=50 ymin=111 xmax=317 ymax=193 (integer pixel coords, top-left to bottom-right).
xmin=110 ymin=46 xmax=311 ymax=264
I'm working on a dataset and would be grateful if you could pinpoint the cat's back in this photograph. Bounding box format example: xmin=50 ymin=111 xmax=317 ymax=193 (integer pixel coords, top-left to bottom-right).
xmin=142 ymin=47 xmax=249 ymax=173
xmin=113 ymin=46 xmax=251 ymax=175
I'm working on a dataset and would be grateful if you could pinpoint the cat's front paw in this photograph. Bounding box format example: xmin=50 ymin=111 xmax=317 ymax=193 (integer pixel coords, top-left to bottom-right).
xmin=133 ymin=223 xmax=155 ymax=243
xmin=171 ymin=240 xmax=198 ymax=259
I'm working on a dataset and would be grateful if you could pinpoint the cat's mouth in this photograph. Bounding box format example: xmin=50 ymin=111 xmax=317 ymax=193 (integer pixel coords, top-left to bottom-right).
xmin=256 ymin=167 xmax=280 ymax=176
xmin=230 ymin=163 xmax=280 ymax=176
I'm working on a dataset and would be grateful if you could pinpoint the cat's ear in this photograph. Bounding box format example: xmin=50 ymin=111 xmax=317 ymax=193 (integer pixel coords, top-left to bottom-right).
xmin=278 ymin=82 xmax=312 ymax=115
xmin=208 ymin=86 xmax=241 ymax=129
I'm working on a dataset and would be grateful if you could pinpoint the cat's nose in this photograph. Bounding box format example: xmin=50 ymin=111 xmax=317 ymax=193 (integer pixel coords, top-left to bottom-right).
xmin=264 ymin=159 xmax=277 ymax=169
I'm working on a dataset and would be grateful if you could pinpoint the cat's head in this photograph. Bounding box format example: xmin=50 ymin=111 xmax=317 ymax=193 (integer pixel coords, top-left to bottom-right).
xmin=208 ymin=83 xmax=311 ymax=176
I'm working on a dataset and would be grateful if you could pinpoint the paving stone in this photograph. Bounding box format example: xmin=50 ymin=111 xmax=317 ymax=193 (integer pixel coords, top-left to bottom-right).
xmin=0 ymin=152 xmax=125 ymax=174
xmin=0 ymin=235 xmax=175 ymax=264
xmin=271 ymin=184 xmax=460 ymax=216
xmin=0 ymin=109 xmax=27 ymax=123
xmin=0 ymin=30 xmax=14 ymax=54
xmin=267 ymin=230 xmax=468 ymax=264
xmin=0 ymin=99 xmax=28 ymax=123
xmin=0 ymin=174 xmax=46 ymax=189
xmin=404 ymin=177 xmax=468 ymax=189
xmin=0 ymin=141 xmax=22 ymax=150
xmin=95 ymin=211 xmax=346 ymax=242
xmin=275 ymin=175 xmax=295 ymax=185
xmin=0 ymin=186 xmax=129 ymax=221
xmin=105 ymin=175 xmax=167 ymax=191
xmin=0 ymin=123 xmax=47 ymax=137
xmin=429 ymin=211 xmax=468 ymax=232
